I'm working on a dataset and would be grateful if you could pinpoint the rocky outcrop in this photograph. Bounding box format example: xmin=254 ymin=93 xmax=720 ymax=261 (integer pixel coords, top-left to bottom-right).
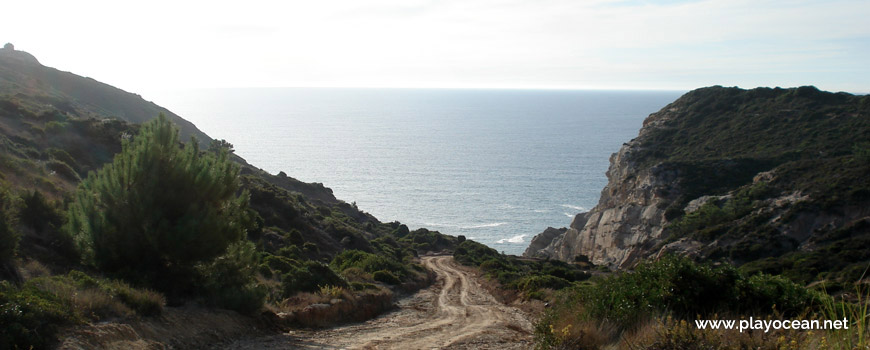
xmin=522 ymin=227 xmax=566 ymax=258
xmin=0 ymin=43 xmax=41 ymax=65
xmin=525 ymin=86 xmax=870 ymax=271
xmin=525 ymin=103 xmax=686 ymax=267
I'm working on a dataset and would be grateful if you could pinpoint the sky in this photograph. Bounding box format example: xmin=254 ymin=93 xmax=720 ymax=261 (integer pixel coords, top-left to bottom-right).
xmin=3 ymin=0 xmax=869 ymax=95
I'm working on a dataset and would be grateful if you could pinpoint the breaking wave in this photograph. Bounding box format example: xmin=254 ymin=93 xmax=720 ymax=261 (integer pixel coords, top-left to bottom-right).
xmin=496 ymin=234 xmax=527 ymax=244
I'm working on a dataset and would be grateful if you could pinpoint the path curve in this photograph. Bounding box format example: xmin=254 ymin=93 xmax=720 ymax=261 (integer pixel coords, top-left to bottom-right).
xmin=222 ymin=256 xmax=533 ymax=349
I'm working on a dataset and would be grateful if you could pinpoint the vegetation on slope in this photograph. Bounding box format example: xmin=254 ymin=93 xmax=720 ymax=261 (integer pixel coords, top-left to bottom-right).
xmin=528 ymin=86 xmax=870 ymax=349
xmin=0 ymin=97 xmax=456 ymax=347
xmin=454 ymin=240 xmax=590 ymax=300
xmin=534 ymin=255 xmax=870 ymax=350
xmin=628 ymin=86 xmax=870 ymax=288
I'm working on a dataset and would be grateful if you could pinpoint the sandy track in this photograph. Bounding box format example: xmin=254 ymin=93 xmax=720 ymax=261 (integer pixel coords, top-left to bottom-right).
xmin=221 ymin=256 xmax=533 ymax=349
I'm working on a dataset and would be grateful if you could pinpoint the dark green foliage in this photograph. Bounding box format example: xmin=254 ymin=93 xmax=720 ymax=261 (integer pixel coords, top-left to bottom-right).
xmin=196 ymin=242 xmax=265 ymax=314
xmin=18 ymin=190 xmax=62 ymax=233
xmin=45 ymin=148 xmax=79 ymax=171
xmin=350 ymin=282 xmax=378 ymax=291
xmin=0 ymin=188 xmax=18 ymax=266
xmin=666 ymin=182 xmax=770 ymax=242
xmin=854 ymin=141 xmax=870 ymax=163
xmin=454 ymin=240 xmax=589 ymax=297
xmin=262 ymin=255 xmax=301 ymax=275
xmin=372 ymin=270 xmax=401 ymax=285
xmin=575 ymin=255 xmax=822 ymax=329
xmin=45 ymin=159 xmax=79 ymax=181
xmin=0 ymin=280 xmax=78 ymax=349
xmin=281 ymin=260 xmax=347 ymax=296
xmin=513 ymin=275 xmax=571 ymax=293
xmin=397 ymin=228 xmax=456 ymax=253
xmin=628 ymin=87 xmax=870 ymax=280
xmin=66 ymin=114 xmax=254 ymax=292
xmin=331 ymin=249 xmax=407 ymax=279
xmin=453 ymin=240 xmax=502 ymax=266
xmin=0 ymin=272 xmax=165 ymax=349
xmin=740 ymin=220 xmax=870 ymax=288
xmin=208 ymin=139 xmax=234 ymax=154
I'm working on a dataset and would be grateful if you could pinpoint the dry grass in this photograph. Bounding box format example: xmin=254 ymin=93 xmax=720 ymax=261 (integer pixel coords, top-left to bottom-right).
xmin=19 ymin=259 xmax=51 ymax=279
xmin=73 ymin=288 xmax=134 ymax=319
xmin=268 ymin=284 xmax=381 ymax=315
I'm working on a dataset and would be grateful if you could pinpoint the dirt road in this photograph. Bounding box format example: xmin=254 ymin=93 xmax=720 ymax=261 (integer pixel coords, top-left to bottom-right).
xmin=223 ymin=256 xmax=534 ymax=349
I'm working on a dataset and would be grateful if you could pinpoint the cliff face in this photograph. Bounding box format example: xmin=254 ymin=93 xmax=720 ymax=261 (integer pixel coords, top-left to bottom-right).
xmin=525 ymin=86 xmax=870 ymax=281
xmin=523 ymin=105 xmax=683 ymax=267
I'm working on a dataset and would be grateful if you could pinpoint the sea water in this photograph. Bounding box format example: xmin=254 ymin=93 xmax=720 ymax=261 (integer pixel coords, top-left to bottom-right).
xmin=151 ymin=88 xmax=682 ymax=255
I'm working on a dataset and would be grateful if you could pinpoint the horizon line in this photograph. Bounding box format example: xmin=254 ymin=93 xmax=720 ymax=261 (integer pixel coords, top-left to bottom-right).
xmin=144 ymin=84 xmax=869 ymax=96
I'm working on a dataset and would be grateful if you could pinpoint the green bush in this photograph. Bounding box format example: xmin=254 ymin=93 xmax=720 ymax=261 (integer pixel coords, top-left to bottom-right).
xmin=66 ymin=271 xmax=164 ymax=316
xmin=0 ymin=188 xmax=18 ymax=266
xmin=67 ymin=114 xmax=256 ymax=292
xmin=331 ymin=250 xmax=406 ymax=278
xmin=350 ymin=282 xmax=379 ymax=291
xmin=453 ymin=240 xmax=501 ymax=266
xmin=45 ymin=159 xmax=79 ymax=181
xmin=196 ymin=242 xmax=265 ymax=314
xmin=18 ymin=190 xmax=63 ymax=233
xmin=0 ymin=272 xmax=166 ymax=349
xmin=513 ymin=275 xmax=571 ymax=294
xmin=0 ymin=280 xmax=79 ymax=349
xmin=281 ymin=261 xmax=346 ymax=297
xmin=578 ymin=255 xmax=822 ymax=330
xmin=262 ymin=255 xmax=301 ymax=275
xmin=373 ymin=270 xmax=401 ymax=285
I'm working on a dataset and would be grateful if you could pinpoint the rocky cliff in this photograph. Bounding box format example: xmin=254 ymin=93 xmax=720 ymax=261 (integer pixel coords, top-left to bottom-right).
xmin=523 ymin=103 xmax=683 ymax=267
xmin=525 ymin=86 xmax=870 ymax=283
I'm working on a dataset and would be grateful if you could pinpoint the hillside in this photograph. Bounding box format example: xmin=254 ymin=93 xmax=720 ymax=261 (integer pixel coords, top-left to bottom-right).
xmin=0 ymin=43 xmax=208 ymax=144
xmin=0 ymin=45 xmax=461 ymax=349
xmin=525 ymin=86 xmax=870 ymax=286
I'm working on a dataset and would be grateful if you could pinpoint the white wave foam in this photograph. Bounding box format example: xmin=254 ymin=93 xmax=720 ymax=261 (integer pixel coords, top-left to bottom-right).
xmin=561 ymin=204 xmax=586 ymax=211
xmin=564 ymin=212 xmax=575 ymax=218
xmin=496 ymin=234 xmax=527 ymax=244
xmin=532 ymin=209 xmax=548 ymax=213
xmin=464 ymin=222 xmax=506 ymax=229
xmin=423 ymin=222 xmax=458 ymax=228
xmin=424 ymin=222 xmax=505 ymax=229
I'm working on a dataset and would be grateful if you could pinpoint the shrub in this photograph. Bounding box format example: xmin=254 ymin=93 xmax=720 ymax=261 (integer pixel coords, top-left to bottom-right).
xmin=373 ymin=270 xmax=401 ymax=285
xmin=18 ymin=190 xmax=63 ymax=233
xmin=0 ymin=280 xmax=79 ymax=349
xmin=45 ymin=159 xmax=80 ymax=181
xmin=281 ymin=261 xmax=346 ymax=297
xmin=331 ymin=250 xmax=406 ymax=278
xmin=350 ymin=282 xmax=379 ymax=291
xmin=66 ymin=271 xmax=164 ymax=316
xmin=514 ymin=275 xmax=571 ymax=294
xmin=262 ymin=255 xmax=301 ymax=275
xmin=0 ymin=188 xmax=18 ymax=267
xmin=453 ymin=240 xmax=501 ymax=266
xmin=196 ymin=241 xmax=265 ymax=314
xmin=575 ymin=255 xmax=822 ymax=330
xmin=67 ymin=114 xmax=256 ymax=292
xmin=0 ymin=272 xmax=166 ymax=349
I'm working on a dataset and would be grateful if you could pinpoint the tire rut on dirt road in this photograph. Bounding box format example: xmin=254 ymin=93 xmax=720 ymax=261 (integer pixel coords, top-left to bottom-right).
xmin=221 ymin=256 xmax=534 ymax=349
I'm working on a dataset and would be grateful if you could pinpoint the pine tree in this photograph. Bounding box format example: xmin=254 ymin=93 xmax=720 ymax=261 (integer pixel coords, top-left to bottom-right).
xmin=67 ymin=114 xmax=253 ymax=289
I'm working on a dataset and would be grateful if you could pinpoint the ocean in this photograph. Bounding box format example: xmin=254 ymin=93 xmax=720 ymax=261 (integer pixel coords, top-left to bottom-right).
xmin=150 ymin=88 xmax=682 ymax=255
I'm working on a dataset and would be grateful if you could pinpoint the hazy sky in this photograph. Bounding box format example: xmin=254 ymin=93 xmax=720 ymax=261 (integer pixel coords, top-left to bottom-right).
xmin=4 ymin=0 xmax=869 ymax=94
